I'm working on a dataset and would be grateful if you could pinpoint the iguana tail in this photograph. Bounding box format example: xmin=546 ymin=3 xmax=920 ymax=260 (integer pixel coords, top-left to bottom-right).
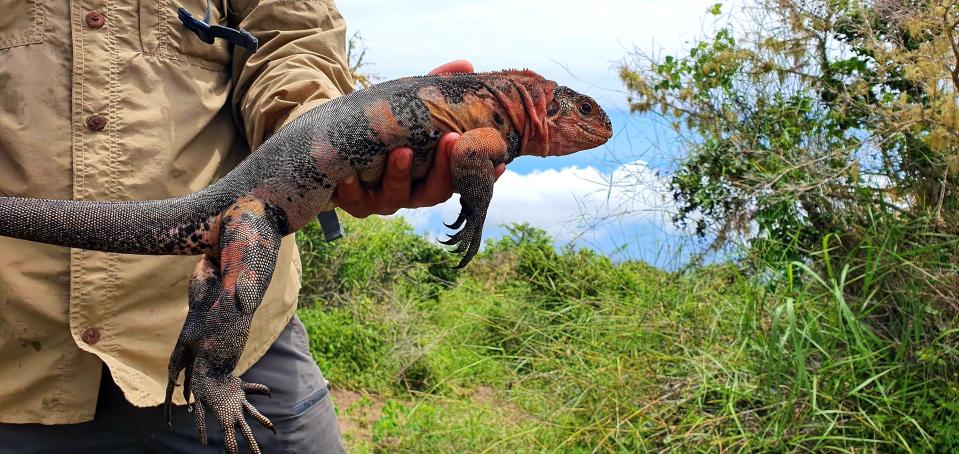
xmin=0 ymin=192 xmax=221 ymax=255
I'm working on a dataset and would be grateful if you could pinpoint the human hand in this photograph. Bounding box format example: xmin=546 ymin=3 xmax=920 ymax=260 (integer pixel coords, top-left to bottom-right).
xmin=331 ymin=60 xmax=507 ymax=217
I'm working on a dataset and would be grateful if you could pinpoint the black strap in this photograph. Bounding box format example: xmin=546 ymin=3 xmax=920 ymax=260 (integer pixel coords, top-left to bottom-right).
xmin=316 ymin=210 xmax=343 ymax=242
xmin=177 ymin=0 xmax=258 ymax=52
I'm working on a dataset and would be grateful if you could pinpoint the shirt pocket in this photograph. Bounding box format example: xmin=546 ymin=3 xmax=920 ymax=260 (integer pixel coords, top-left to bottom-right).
xmin=139 ymin=0 xmax=232 ymax=71
xmin=0 ymin=0 xmax=45 ymax=50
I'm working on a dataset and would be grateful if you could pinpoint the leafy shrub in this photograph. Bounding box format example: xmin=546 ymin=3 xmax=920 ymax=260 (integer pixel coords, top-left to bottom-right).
xmin=297 ymin=215 xmax=459 ymax=306
xmin=298 ymin=303 xmax=391 ymax=389
xmin=621 ymin=1 xmax=959 ymax=268
xmin=482 ymin=223 xmax=659 ymax=305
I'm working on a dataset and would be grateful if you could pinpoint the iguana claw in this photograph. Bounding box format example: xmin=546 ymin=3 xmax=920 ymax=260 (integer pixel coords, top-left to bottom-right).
xmin=443 ymin=207 xmax=472 ymax=230
xmin=443 ymin=200 xmax=486 ymax=268
xmin=189 ymin=358 xmax=275 ymax=454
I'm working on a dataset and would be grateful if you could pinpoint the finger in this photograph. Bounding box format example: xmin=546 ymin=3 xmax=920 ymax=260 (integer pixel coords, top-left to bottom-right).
xmin=411 ymin=133 xmax=458 ymax=207
xmin=437 ymin=132 xmax=460 ymax=155
xmin=332 ymin=174 xmax=374 ymax=218
xmin=182 ymin=354 xmax=195 ymax=403
xmin=429 ymin=59 xmax=473 ymax=75
xmin=238 ymin=418 xmax=261 ymax=454
xmin=223 ymin=421 xmax=238 ymax=454
xmin=444 ymin=211 xmax=467 ymax=230
xmin=164 ymin=347 xmax=186 ymax=425
xmin=377 ymin=147 xmax=414 ymax=215
xmin=194 ymin=402 xmax=208 ymax=445
xmin=242 ymin=381 xmax=271 ymax=398
xmin=244 ymin=401 xmax=275 ymax=433
xmin=333 ymin=174 xmax=363 ymax=205
xmin=494 ymin=163 xmax=506 ymax=180
xmin=168 ymin=343 xmax=185 ymax=382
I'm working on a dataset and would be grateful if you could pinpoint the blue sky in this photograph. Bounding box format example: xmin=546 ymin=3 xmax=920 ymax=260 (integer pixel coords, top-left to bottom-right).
xmin=336 ymin=0 xmax=729 ymax=267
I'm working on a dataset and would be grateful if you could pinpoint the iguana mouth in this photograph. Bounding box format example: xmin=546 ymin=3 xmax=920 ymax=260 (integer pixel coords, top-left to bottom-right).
xmin=578 ymin=124 xmax=612 ymax=140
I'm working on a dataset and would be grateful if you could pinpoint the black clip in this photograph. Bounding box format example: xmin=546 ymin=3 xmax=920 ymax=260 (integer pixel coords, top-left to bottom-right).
xmin=316 ymin=210 xmax=344 ymax=242
xmin=177 ymin=0 xmax=258 ymax=53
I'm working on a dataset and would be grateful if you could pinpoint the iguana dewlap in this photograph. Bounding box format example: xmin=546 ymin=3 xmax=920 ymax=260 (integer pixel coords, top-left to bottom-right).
xmin=0 ymin=70 xmax=612 ymax=453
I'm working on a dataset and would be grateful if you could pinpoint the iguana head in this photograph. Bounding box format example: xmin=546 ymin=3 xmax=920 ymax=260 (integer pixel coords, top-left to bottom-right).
xmin=539 ymin=86 xmax=612 ymax=156
xmin=480 ymin=70 xmax=612 ymax=157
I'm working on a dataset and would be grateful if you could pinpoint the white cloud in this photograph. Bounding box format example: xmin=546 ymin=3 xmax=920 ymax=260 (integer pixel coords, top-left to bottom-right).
xmin=393 ymin=159 xmax=675 ymax=242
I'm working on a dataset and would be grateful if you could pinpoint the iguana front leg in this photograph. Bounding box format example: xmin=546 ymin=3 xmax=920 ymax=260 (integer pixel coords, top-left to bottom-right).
xmin=179 ymin=197 xmax=283 ymax=454
xmin=441 ymin=127 xmax=508 ymax=268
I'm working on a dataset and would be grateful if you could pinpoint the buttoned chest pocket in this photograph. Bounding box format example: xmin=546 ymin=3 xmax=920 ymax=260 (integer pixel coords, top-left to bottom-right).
xmin=0 ymin=0 xmax=45 ymax=50
xmin=140 ymin=0 xmax=232 ymax=71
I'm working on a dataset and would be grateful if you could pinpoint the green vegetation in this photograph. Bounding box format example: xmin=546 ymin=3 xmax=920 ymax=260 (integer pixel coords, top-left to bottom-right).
xmin=296 ymin=216 xmax=959 ymax=452
xmin=292 ymin=1 xmax=959 ymax=451
xmin=615 ymin=1 xmax=959 ymax=449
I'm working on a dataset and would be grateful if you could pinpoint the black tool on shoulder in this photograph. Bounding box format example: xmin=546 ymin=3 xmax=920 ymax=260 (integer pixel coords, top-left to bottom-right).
xmin=177 ymin=0 xmax=258 ymax=52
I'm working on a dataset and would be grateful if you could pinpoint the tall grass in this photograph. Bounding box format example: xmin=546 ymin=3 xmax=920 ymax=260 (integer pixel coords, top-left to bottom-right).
xmin=295 ymin=218 xmax=959 ymax=452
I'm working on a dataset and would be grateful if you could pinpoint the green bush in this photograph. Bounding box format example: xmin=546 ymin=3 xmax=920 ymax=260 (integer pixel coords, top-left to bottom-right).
xmin=296 ymin=215 xmax=459 ymax=306
xmin=482 ymin=223 xmax=660 ymax=305
xmin=298 ymin=303 xmax=391 ymax=389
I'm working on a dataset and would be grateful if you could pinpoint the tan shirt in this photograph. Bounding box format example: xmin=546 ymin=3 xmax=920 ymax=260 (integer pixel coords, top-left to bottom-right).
xmin=0 ymin=0 xmax=353 ymax=424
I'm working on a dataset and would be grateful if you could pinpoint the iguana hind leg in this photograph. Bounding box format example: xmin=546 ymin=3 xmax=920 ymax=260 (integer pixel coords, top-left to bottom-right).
xmin=181 ymin=197 xmax=284 ymax=454
xmin=164 ymin=254 xmax=222 ymax=426
xmin=441 ymin=128 xmax=507 ymax=268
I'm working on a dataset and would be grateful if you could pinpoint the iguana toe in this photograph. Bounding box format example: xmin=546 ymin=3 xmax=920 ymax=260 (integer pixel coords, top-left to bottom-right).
xmin=190 ymin=360 xmax=274 ymax=454
xmin=164 ymin=340 xmax=197 ymax=426
xmin=443 ymin=202 xmax=485 ymax=268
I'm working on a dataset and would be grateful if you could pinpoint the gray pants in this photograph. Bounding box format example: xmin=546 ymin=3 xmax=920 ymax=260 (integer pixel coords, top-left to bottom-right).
xmin=0 ymin=316 xmax=345 ymax=454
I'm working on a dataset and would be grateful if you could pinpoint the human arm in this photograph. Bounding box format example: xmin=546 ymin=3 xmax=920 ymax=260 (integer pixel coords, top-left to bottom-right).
xmin=228 ymin=0 xmax=354 ymax=148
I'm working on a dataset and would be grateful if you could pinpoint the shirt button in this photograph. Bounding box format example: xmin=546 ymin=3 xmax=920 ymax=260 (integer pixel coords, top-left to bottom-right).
xmin=85 ymin=11 xmax=106 ymax=29
xmin=81 ymin=327 xmax=101 ymax=345
xmin=86 ymin=114 xmax=108 ymax=132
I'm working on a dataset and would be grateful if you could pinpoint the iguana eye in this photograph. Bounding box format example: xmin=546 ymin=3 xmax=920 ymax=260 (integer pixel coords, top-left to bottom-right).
xmin=547 ymin=100 xmax=560 ymax=117
xmin=578 ymin=102 xmax=592 ymax=116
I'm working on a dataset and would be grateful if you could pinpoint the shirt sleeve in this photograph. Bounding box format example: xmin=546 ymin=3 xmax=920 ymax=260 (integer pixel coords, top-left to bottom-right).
xmin=228 ymin=0 xmax=355 ymax=149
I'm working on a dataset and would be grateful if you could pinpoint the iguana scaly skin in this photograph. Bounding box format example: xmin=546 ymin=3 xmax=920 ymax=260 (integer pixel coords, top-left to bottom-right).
xmin=0 ymin=70 xmax=612 ymax=453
